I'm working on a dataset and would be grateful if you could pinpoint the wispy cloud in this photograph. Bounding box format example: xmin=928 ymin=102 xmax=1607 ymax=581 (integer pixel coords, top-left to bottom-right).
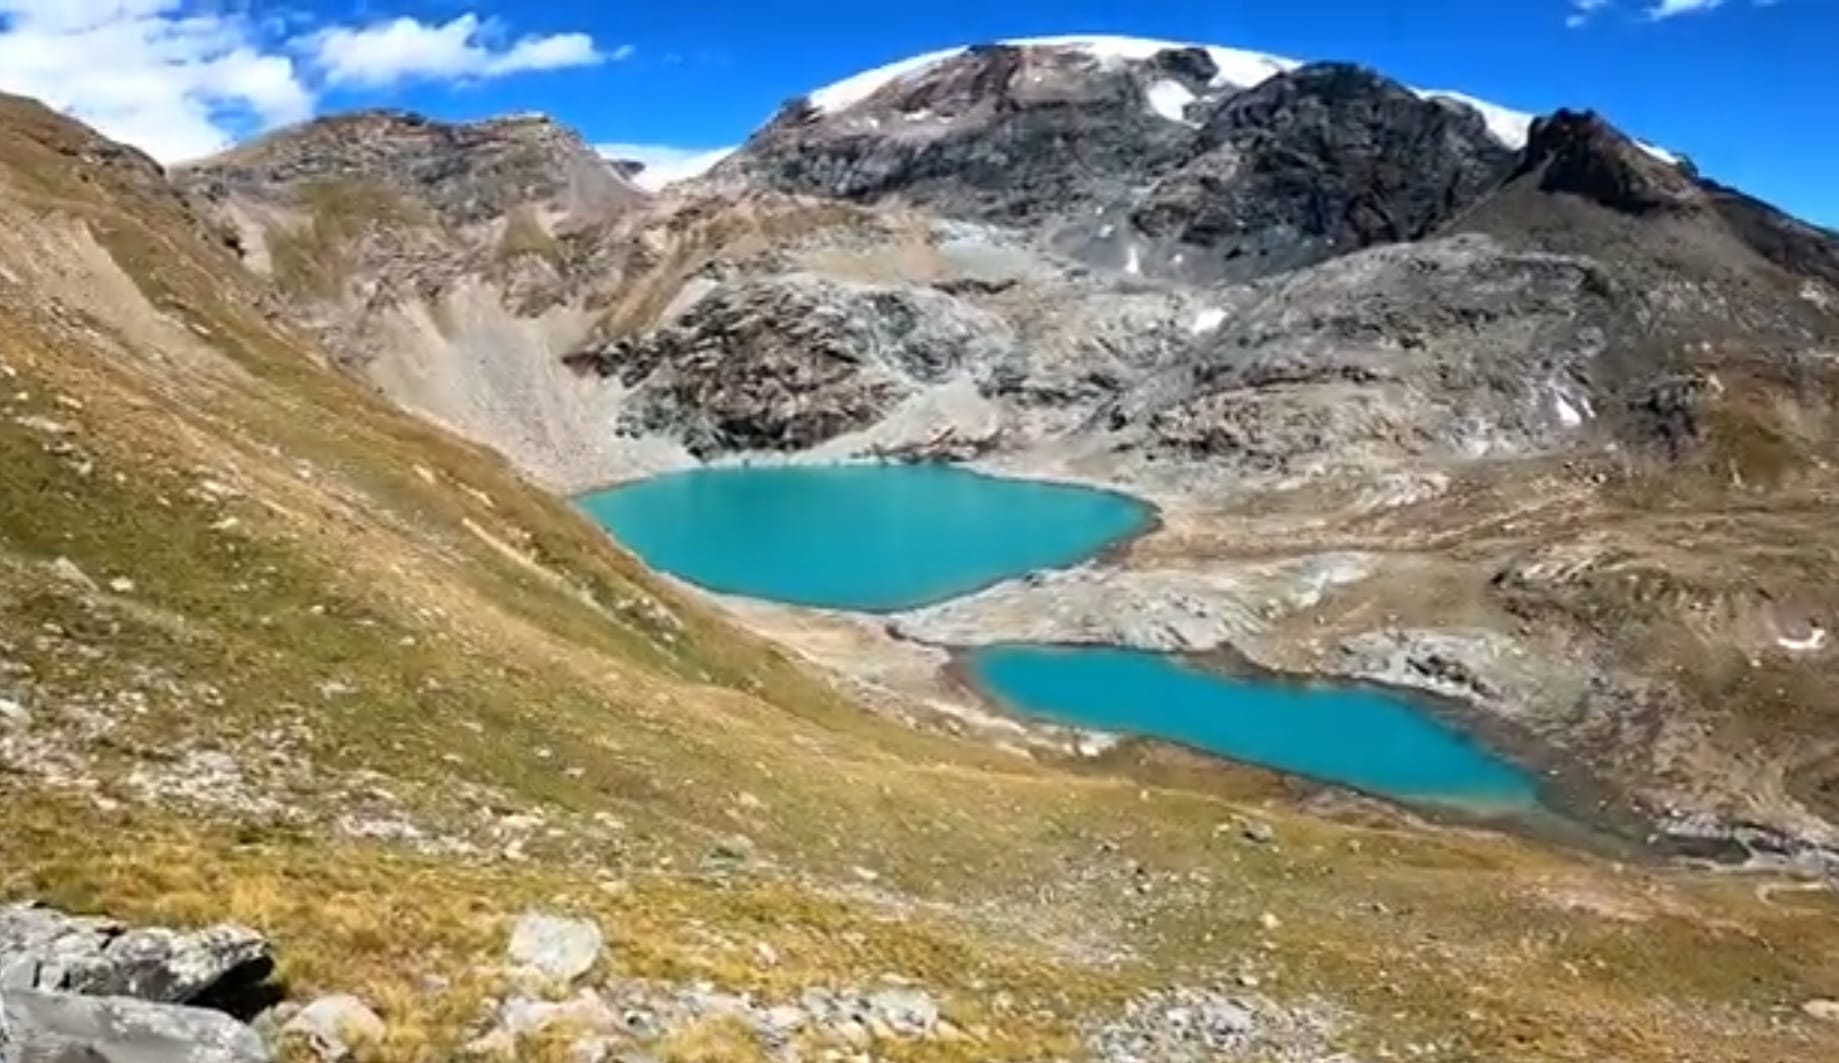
xmin=1567 ymin=0 xmax=1781 ymax=27
xmin=1647 ymin=0 xmax=1781 ymax=19
xmin=0 ymin=4 xmax=621 ymax=163
xmin=1648 ymin=0 xmax=1727 ymax=17
xmin=1567 ymin=0 xmax=1612 ymax=28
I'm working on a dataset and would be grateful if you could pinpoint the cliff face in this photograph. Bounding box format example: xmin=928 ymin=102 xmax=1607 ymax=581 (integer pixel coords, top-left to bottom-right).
xmin=172 ymin=111 xmax=648 ymax=487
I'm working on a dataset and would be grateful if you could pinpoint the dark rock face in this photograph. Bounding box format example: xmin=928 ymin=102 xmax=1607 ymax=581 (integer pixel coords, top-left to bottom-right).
xmin=1130 ymin=63 xmax=1515 ymax=281
xmin=572 ymin=275 xmax=1014 ymax=456
xmin=1107 ymin=236 xmax=1622 ymax=473
xmin=1450 ymin=108 xmax=1839 ymax=356
xmin=716 ymin=45 xmax=1193 ymax=227
xmin=1513 ymin=109 xmax=1699 ymax=215
xmin=716 ymin=49 xmax=1514 ymax=283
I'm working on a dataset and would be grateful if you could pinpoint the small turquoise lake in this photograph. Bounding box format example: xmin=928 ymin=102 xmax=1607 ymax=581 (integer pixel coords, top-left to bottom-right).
xmin=970 ymin=644 xmax=1539 ymax=808
xmin=584 ymin=464 xmax=1540 ymax=808
xmin=579 ymin=464 xmax=1151 ymax=612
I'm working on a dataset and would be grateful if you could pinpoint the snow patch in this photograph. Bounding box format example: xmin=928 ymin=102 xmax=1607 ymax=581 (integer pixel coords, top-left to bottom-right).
xmin=1145 ymin=79 xmax=1198 ymax=123
xmin=1779 ymin=626 xmax=1828 ymax=653
xmin=1423 ymin=91 xmax=1534 ymax=149
xmin=1190 ymin=307 xmax=1226 ymax=334
xmin=803 ymin=35 xmax=1300 ymax=117
xmin=1548 ymin=377 xmax=1596 ymax=429
xmin=808 ymin=45 xmax=970 ymax=113
xmin=1009 ymin=35 xmax=1298 ymax=89
xmin=1423 ymin=90 xmax=1675 ymax=163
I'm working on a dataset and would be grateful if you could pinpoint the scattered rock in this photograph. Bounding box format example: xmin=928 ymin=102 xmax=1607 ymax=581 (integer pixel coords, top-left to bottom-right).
xmin=864 ymin=987 xmax=940 ymax=1038
xmin=707 ymin=835 xmax=755 ymax=864
xmin=495 ymin=989 xmax=619 ymax=1040
xmin=1802 ymin=998 xmax=1839 ymax=1023
xmin=506 ymin=912 xmax=603 ymax=984
xmin=48 ymin=558 xmax=97 ymax=592
xmin=280 ymin=994 xmax=385 ymax=1062
xmin=0 ymin=696 xmax=27 ymax=728
xmin=1 ymin=986 xmax=273 ymax=1063
xmin=1239 ymin=819 xmax=1276 ymax=846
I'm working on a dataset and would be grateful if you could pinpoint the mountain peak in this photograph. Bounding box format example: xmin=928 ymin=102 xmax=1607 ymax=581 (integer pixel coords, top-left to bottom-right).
xmin=180 ymin=107 xmax=642 ymax=228
xmin=1516 ymin=108 xmax=1699 ymax=214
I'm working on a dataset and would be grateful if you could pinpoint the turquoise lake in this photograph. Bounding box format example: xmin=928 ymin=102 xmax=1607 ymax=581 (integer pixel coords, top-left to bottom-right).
xmin=970 ymin=643 xmax=1540 ymax=807
xmin=584 ymin=464 xmax=1538 ymax=806
xmin=578 ymin=464 xmax=1152 ymax=612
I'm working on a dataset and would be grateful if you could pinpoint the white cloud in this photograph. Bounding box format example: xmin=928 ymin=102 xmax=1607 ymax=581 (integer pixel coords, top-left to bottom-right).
xmin=1566 ymin=0 xmax=1612 ymax=27
xmin=1649 ymin=0 xmax=1726 ymax=16
xmin=595 ymin=143 xmax=734 ymax=191
xmin=1647 ymin=0 xmax=1782 ymax=19
xmin=308 ymin=14 xmax=608 ymax=89
xmin=0 ymin=0 xmax=313 ymax=161
xmin=0 ymin=5 xmax=615 ymax=164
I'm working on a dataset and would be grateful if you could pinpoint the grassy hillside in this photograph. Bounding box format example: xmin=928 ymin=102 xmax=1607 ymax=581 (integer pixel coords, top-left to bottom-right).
xmin=1 ymin=94 xmax=1836 ymax=1062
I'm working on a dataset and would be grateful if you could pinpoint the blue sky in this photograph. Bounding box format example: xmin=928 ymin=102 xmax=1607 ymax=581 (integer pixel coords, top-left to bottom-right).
xmin=0 ymin=1 xmax=1831 ymax=225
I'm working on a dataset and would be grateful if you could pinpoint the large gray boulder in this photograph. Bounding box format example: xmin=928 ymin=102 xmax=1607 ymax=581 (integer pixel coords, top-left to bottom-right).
xmin=0 ymin=987 xmax=272 ymax=1063
xmin=0 ymin=906 xmax=273 ymax=1012
xmin=506 ymin=913 xmax=603 ymax=984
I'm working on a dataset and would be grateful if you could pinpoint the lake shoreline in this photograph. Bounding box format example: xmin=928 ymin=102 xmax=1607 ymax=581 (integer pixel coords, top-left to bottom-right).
xmin=579 ymin=460 xmax=1734 ymax=870
xmin=934 ymin=638 xmax=1669 ymax=864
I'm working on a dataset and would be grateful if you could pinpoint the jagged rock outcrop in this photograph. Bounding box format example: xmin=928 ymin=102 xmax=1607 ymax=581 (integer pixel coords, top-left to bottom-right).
xmin=573 ymin=273 xmax=1019 ymax=456
xmin=1126 ymin=63 xmax=1515 ymax=281
xmin=1512 ymin=109 xmax=1701 ymax=215
xmin=714 ymin=43 xmax=1198 ymax=226
xmin=173 ymin=111 xmax=652 ymax=488
xmin=0 ymin=905 xmax=274 ymax=1016
xmin=1106 ymin=235 xmax=1620 ymax=474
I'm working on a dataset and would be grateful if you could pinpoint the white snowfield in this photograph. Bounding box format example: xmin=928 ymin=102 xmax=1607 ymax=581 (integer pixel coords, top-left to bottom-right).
xmin=643 ymin=33 xmax=1674 ymax=187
